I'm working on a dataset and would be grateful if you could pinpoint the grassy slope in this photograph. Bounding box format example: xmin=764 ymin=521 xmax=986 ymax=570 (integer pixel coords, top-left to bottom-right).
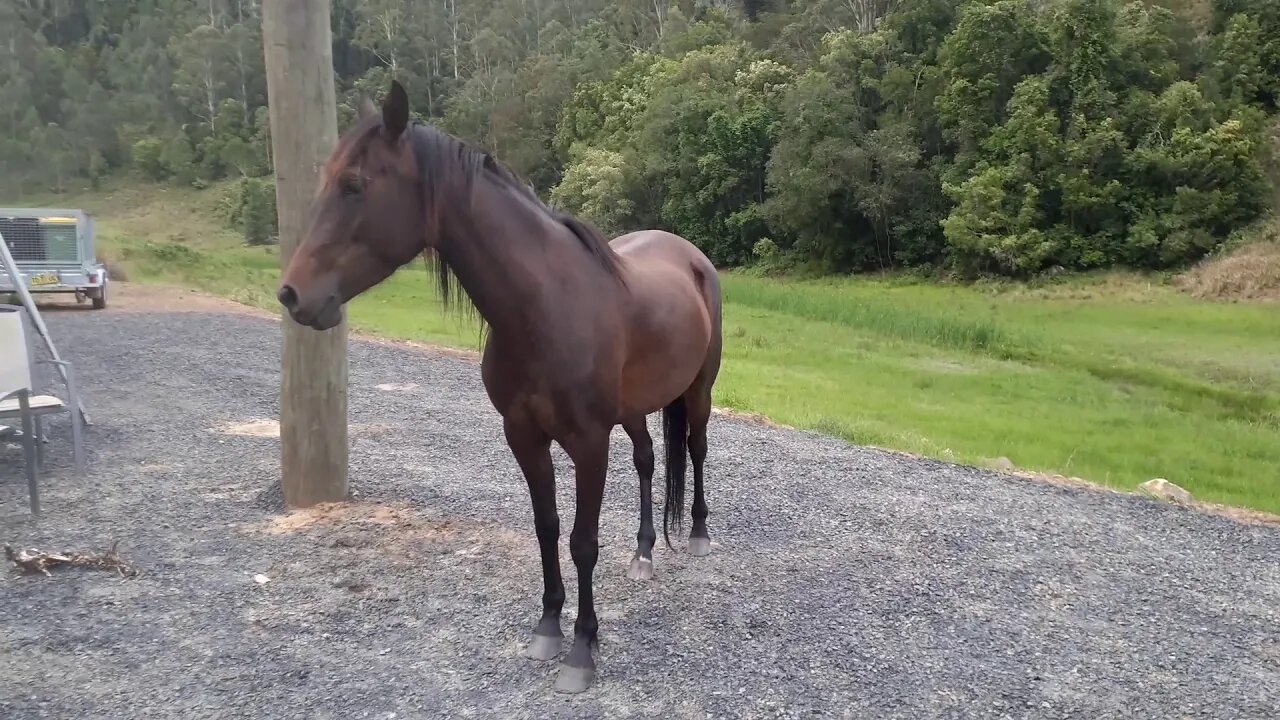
xmin=10 ymin=179 xmax=1280 ymax=515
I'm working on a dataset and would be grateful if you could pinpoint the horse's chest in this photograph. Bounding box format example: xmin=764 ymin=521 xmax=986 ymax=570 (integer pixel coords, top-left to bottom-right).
xmin=482 ymin=352 xmax=614 ymax=432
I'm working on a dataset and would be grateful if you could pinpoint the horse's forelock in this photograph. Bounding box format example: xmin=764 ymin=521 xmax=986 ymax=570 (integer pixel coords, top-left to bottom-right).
xmin=321 ymin=116 xmax=384 ymax=188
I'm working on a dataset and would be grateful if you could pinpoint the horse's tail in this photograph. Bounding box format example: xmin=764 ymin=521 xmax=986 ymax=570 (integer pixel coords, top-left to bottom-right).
xmin=662 ymin=395 xmax=689 ymax=549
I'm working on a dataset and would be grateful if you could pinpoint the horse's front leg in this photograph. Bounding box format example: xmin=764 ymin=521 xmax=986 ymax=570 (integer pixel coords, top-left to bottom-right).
xmin=556 ymin=427 xmax=611 ymax=693
xmin=504 ymin=416 xmax=565 ymax=661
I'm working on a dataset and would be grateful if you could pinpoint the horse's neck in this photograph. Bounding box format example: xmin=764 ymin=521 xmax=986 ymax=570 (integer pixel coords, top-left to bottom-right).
xmin=435 ymin=176 xmax=571 ymax=338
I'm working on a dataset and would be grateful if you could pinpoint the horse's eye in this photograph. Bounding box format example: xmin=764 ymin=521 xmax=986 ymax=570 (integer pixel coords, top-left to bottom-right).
xmin=340 ymin=175 xmax=364 ymax=197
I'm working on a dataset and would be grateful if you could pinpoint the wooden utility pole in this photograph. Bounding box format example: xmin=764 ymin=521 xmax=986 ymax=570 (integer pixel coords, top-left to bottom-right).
xmin=262 ymin=0 xmax=348 ymax=507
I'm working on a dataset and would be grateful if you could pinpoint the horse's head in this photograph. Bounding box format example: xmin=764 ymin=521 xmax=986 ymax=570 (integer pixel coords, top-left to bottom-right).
xmin=277 ymin=80 xmax=424 ymax=331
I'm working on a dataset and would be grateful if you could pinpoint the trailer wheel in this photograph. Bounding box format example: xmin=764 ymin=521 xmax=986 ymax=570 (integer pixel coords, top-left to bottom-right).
xmin=91 ymin=283 xmax=107 ymax=309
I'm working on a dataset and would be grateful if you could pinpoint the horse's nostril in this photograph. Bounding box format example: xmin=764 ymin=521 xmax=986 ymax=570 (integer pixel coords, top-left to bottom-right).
xmin=277 ymin=284 xmax=298 ymax=310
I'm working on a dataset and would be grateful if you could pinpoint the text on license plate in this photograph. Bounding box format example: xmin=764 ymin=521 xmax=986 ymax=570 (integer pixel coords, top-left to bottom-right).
xmin=29 ymin=272 xmax=59 ymax=287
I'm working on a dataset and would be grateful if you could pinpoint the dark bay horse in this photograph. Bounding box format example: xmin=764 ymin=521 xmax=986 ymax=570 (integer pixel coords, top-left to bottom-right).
xmin=276 ymin=80 xmax=722 ymax=693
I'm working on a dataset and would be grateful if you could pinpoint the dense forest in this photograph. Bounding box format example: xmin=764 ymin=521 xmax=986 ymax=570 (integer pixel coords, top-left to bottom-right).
xmin=1 ymin=0 xmax=1277 ymax=276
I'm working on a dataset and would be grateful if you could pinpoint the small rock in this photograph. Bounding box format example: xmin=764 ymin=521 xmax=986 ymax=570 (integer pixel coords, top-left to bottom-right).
xmin=252 ymin=573 xmax=272 ymax=584
xmin=1140 ymin=478 xmax=1192 ymax=504
xmin=988 ymin=456 xmax=1015 ymax=471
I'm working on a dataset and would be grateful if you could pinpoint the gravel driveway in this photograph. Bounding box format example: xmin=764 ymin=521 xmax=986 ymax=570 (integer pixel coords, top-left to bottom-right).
xmin=2 ymin=290 xmax=1278 ymax=719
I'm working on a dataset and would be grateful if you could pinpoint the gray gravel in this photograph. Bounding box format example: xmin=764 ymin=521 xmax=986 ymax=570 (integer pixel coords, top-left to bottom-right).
xmin=2 ymin=304 xmax=1279 ymax=719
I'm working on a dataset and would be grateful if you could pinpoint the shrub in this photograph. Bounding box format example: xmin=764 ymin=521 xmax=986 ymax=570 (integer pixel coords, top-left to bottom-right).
xmin=218 ymin=177 xmax=278 ymax=245
xmin=131 ymin=137 xmax=168 ymax=181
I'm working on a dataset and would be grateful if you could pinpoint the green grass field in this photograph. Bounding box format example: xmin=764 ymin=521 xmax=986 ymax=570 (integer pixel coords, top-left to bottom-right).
xmin=10 ymin=180 xmax=1280 ymax=515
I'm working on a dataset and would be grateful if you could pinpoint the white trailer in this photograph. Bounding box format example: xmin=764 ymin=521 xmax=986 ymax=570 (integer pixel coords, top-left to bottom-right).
xmin=0 ymin=208 xmax=109 ymax=308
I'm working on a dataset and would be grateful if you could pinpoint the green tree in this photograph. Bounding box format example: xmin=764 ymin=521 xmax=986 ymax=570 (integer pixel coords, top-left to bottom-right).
xmin=935 ymin=0 xmax=1050 ymax=181
xmin=240 ymin=178 xmax=278 ymax=246
xmin=549 ymin=145 xmax=637 ymax=234
xmin=1211 ymin=0 xmax=1280 ymax=110
xmin=941 ymin=76 xmax=1066 ymax=276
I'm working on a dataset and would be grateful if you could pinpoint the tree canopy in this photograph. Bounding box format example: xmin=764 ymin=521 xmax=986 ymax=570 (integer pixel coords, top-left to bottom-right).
xmin=2 ymin=0 xmax=1275 ymax=276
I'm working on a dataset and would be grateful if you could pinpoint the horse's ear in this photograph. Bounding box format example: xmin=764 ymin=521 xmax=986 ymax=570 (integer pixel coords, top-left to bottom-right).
xmin=382 ymin=79 xmax=409 ymax=141
xmin=357 ymin=94 xmax=377 ymax=120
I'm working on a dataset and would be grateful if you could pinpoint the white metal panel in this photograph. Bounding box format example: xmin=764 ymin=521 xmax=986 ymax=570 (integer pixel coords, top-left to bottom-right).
xmin=0 ymin=306 xmax=33 ymax=396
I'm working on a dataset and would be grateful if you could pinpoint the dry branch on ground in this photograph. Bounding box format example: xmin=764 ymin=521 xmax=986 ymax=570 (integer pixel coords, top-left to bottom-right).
xmin=4 ymin=541 xmax=138 ymax=577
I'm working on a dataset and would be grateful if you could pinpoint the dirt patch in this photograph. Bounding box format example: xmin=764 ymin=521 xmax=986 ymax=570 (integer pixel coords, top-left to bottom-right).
xmin=215 ymin=419 xmax=281 ymax=437
xmin=138 ymin=463 xmax=175 ymax=474
xmin=248 ymin=500 xmax=527 ymax=558
xmin=1175 ymin=235 xmax=1280 ymax=302
xmin=374 ymin=382 xmax=421 ymax=392
xmin=211 ymin=419 xmax=390 ymax=438
xmin=248 ymin=502 xmax=463 ymax=564
xmin=916 ymin=358 xmax=981 ymax=375
xmin=711 ymin=406 xmax=793 ymax=430
xmin=101 ymin=282 xmax=279 ymax=316
xmin=262 ymin=501 xmax=432 ymax=536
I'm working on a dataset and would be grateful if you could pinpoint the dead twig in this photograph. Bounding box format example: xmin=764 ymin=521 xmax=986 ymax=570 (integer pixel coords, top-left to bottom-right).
xmin=4 ymin=541 xmax=138 ymax=578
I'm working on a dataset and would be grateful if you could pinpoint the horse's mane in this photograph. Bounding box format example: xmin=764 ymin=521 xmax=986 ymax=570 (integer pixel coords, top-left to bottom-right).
xmin=404 ymin=121 xmax=627 ymax=319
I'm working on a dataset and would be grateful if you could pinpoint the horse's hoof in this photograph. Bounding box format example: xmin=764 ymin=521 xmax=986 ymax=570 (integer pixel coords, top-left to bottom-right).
xmin=688 ymin=537 xmax=712 ymax=557
xmin=626 ymin=556 xmax=654 ymax=581
xmin=554 ymin=664 xmax=596 ymax=694
xmin=523 ymin=633 xmax=562 ymax=661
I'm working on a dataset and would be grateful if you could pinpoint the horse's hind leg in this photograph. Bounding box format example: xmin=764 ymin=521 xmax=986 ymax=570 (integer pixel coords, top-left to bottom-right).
xmin=685 ymin=387 xmax=713 ymax=557
xmin=685 ymin=295 xmax=721 ymax=558
xmin=623 ymin=416 xmax=656 ymax=580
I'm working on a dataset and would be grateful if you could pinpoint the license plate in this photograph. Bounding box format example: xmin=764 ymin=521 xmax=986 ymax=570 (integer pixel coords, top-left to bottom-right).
xmin=29 ymin=272 xmax=59 ymax=287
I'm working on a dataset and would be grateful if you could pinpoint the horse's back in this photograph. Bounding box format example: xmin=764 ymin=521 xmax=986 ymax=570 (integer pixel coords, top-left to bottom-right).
xmin=610 ymin=229 xmax=710 ymax=265
xmin=611 ymin=230 xmax=720 ymax=307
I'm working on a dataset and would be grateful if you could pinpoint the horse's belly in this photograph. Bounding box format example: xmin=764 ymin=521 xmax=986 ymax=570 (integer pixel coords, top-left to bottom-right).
xmin=616 ymin=283 xmax=711 ymax=418
xmin=618 ymin=357 xmax=704 ymax=418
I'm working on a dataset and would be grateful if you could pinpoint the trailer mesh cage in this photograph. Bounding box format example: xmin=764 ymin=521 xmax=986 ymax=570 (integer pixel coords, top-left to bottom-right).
xmin=0 ymin=214 xmax=81 ymax=264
